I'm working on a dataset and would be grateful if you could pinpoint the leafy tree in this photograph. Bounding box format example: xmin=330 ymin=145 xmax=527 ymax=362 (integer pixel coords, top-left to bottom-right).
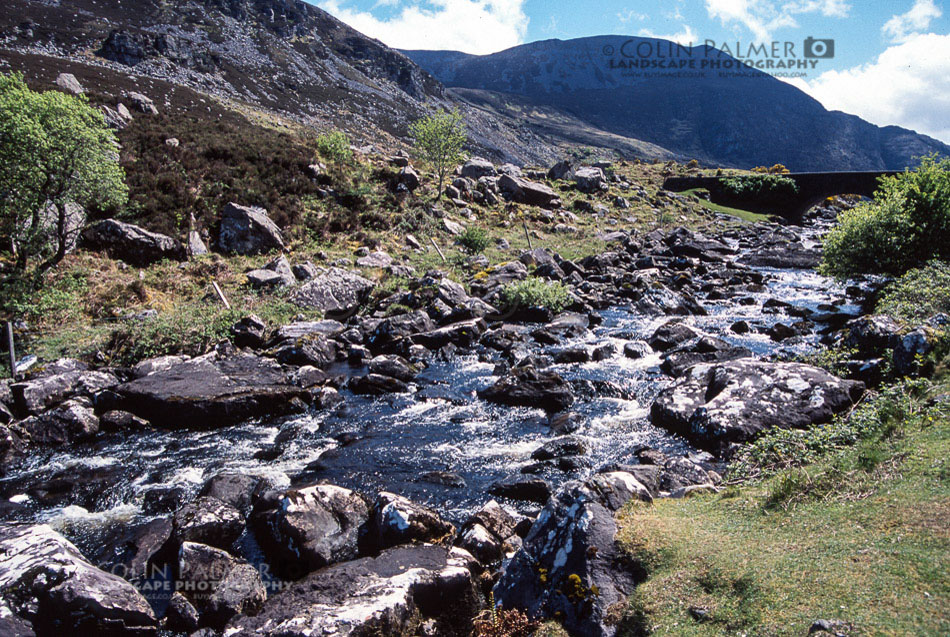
xmin=821 ymin=155 xmax=950 ymax=278
xmin=0 ymin=72 xmax=127 ymax=275
xmin=409 ymin=109 xmax=466 ymax=200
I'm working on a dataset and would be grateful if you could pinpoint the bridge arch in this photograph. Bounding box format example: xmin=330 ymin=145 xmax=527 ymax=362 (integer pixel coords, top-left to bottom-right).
xmin=663 ymin=171 xmax=898 ymax=223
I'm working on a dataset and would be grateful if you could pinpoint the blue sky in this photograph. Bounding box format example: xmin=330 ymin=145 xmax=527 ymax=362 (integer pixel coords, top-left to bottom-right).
xmin=313 ymin=1 xmax=950 ymax=143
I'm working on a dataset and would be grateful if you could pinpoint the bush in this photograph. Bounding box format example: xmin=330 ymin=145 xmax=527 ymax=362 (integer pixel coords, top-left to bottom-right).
xmin=102 ymin=303 xmax=242 ymax=366
xmin=457 ymin=226 xmax=490 ymax=255
xmin=720 ymin=173 xmax=799 ymax=201
xmin=877 ymin=260 xmax=950 ymax=324
xmin=473 ymin=606 xmax=540 ymax=637
xmin=315 ymin=130 xmax=352 ymax=164
xmin=501 ymin=277 xmax=571 ymax=314
xmin=821 ymin=155 xmax=950 ymax=278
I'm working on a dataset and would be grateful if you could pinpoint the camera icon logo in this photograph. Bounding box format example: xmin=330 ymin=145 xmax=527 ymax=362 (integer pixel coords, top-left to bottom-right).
xmin=804 ymin=37 xmax=835 ymax=59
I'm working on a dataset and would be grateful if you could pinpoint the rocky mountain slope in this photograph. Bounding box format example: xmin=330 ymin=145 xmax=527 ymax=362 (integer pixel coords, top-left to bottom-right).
xmin=0 ymin=0 xmax=562 ymax=164
xmin=405 ymin=36 xmax=950 ymax=171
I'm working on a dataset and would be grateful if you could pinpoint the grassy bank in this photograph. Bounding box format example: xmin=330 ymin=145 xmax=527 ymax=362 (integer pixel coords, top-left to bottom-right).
xmin=678 ymin=188 xmax=774 ymax=223
xmin=616 ymin=381 xmax=950 ymax=636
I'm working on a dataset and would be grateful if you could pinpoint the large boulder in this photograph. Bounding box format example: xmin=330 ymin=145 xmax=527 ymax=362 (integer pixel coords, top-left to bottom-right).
xmin=498 ymin=174 xmax=560 ymax=209
xmin=250 ymin=484 xmax=369 ymax=579
xmin=217 ymin=203 xmax=284 ymax=255
xmin=574 ymin=166 xmax=608 ymax=193
xmin=460 ymin=158 xmax=497 ymax=180
xmin=0 ymin=523 xmax=157 ymax=636
xmin=225 ymin=545 xmax=479 ymax=637
xmin=81 ymin=219 xmax=183 ymax=266
xmin=495 ymin=472 xmax=652 ymax=636
xmin=893 ymin=327 xmax=936 ymax=377
xmin=844 ymin=315 xmax=903 ymax=357
xmin=176 ymin=541 xmax=266 ymax=629
xmin=292 ymin=268 xmax=374 ymax=316
xmin=651 ymin=360 xmax=865 ymax=456
xmin=55 ymin=72 xmax=84 ymax=94
xmin=115 ymin=350 xmax=310 ymax=428
xmin=19 ymin=397 xmax=99 ymax=445
xmin=478 ymin=366 xmax=574 ymax=412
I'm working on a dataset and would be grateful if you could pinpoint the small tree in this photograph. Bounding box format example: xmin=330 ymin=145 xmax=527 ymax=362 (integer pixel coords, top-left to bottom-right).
xmin=409 ymin=109 xmax=466 ymax=200
xmin=0 ymin=72 xmax=127 ymax=275
xmin=315 ymin=129 xmax=352 ymax=164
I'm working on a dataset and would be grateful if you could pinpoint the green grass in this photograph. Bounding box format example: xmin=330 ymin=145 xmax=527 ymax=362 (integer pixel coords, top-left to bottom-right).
xmin=617 ymin=381 xmax=950 ymax=636
xmin=679 ymin=189 xmax=773 ymax=223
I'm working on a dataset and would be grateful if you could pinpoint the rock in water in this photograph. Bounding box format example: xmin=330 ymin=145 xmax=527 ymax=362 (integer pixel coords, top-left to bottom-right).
xmin=495 ymin=472 xmax=651 ymax=636
xmin=456 ymin=500 xmax=521 ymax=564
xmin=217 ymin=203 xmax=284 ymax=255
xmin=292 ymin=267 xmax=375 ymax=316
xmin=172 ymin=496 xmax=245 ymax=550
xmin=478 ymin=366 xmax=574 ymax=412
xmin=11 ymin=369 xmax=119 ymax=415
xmin=651 ymin=360 xmax=865 ymax=457
xmin=250 ymin=484 xmax=369 ymax=579
xmin=366 ymin=492 xmax=454 ymax=551
xmin=225 ymin=545 xmax=479 ymax=637
xmin=0 ymin=523 xmax=156 ymax=635
xmin=115 ymin=350 xmax=310 ymax=428
xmin=81 ymin=219 xmax=183 ymax=266
xmin=176 ymin=541 xmax=266 ymax=629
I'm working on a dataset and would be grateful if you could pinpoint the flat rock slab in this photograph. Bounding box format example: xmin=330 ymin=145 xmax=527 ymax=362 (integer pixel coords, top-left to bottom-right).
xmin=651 ymin=360 xmax=865 ymax=456
xmin=116 ymin=352 xmax=310 ymax=428
xmin=0 ymin=523 xmax=156 ymax=635
xmin=292 ymin=268 xmax=375 ymax=316
xmin=225 ymin=545 xmax=478 ymax=637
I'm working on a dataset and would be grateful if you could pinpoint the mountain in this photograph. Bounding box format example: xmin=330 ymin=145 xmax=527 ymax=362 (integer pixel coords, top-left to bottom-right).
xmin=405 ymin=36 xmax=950 ymax=171
xmin=0 ymin=0 xmax=561 ymax=164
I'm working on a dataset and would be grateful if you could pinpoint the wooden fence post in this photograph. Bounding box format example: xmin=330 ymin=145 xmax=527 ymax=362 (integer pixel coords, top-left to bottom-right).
xmin=6 ymin=322 xmax=16 ymax=381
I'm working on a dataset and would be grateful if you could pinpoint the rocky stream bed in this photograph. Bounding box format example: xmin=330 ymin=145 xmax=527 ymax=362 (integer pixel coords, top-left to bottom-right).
xmin=2 ymin=204 xmax=916 ymax=636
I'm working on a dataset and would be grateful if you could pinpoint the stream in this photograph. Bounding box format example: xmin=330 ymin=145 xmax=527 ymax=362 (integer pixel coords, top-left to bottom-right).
xmin=0 ymin=220 xmax=861 ymax=567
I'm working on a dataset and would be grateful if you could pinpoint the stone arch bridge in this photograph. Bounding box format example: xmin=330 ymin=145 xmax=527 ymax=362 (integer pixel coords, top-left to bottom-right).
xmin=662 ymin=171 xmax=899 ymax=223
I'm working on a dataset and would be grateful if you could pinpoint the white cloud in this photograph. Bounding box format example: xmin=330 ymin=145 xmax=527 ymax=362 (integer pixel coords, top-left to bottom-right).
xmin=618 ymin=9 xmax=648 ymax=25
xmin=883 ymin=0 xmax=943 ymax=43
xmin=638 ymin=24 xmax=699 ymax=46
xmin=705 ymin=0 xmax=851 ymax=41
xmin=317 ymin=0 xmax=528 ymax=55
xmin=795 ymin=32 xmax=950 ymax=143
